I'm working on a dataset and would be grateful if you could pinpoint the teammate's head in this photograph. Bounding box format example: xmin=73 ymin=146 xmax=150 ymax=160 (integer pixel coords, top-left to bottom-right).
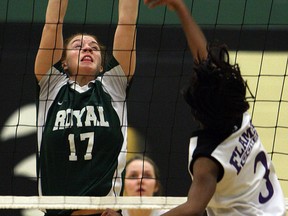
xmin=183 ymin=43 xmax=250 ymax=133
xmin=124 ymin=155 xmax=162 ymax=197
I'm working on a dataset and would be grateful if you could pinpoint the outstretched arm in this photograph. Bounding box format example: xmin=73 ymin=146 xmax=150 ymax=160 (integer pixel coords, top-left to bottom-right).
xmin=145 ymin=0 xmax=207 ymax=63
xmin=113 ymin=0 xmax=139 ymax=80
xmin=34 ymin=0 xmax=68 ymax=81
xmin=161 ymin=157 xmax=219 ymax=216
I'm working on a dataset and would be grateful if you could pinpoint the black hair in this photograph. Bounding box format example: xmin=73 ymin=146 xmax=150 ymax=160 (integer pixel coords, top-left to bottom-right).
xmin=182 ymin=43 xmax=250 ymax=133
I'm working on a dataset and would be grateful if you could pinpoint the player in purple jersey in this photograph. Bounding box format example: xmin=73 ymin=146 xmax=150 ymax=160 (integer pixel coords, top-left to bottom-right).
xmin=145 ymin=0 xmax=286 ymax=215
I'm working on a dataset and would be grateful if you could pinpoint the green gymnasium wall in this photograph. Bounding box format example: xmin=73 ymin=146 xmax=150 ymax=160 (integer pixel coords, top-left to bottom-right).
xmin=0 ymin=2 xmax=288 ymax=214
xmin=1 ymin=0 xmax=288 ymax=27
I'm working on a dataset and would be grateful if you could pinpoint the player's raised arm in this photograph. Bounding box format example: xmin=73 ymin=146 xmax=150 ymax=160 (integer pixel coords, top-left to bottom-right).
xmin=113 ymin=0 xmax=139 ymax=81
xmin=161 ymin=157 xmax=219 ymax=216
xmin=145 ymin=0 xmax=207 ymax=63
xmin=34 ymin=0 xmax=68 ymax=81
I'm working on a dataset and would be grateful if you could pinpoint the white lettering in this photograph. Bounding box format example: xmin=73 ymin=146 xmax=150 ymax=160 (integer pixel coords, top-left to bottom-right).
xmin=53 ymin=105 xmax=109 ymax=131
xmin=53 ymin=110 xmax=66 ymax=130
xmin=85 ymin=106 xmax=97 ymax=126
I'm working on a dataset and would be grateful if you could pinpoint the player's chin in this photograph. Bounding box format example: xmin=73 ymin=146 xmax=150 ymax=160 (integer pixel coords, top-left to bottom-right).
xmin=79 ymin=66 xmax=97 ymax=74
xmin=136 ymin=190 xmax=148 ymax=196
xmin=80 ymin=63 xmax=95 ymax=69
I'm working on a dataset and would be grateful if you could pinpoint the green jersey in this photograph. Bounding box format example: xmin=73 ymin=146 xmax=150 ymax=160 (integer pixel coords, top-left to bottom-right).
xmin=37 ymin=57 xmax=128 ymax=215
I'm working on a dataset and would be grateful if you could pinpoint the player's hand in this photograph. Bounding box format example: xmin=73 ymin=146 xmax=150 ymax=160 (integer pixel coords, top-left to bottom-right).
xmin=101 ymin=208 xmax=122 ymax=216
xmin=143 ymin=0 xmax=178 ymax=10
xmin=144 ymin=0 xmax=160 ymax=8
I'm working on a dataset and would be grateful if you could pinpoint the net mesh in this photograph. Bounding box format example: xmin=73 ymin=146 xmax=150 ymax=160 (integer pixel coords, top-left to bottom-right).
xmin=0 ymin=0 xmax=287 ymax=215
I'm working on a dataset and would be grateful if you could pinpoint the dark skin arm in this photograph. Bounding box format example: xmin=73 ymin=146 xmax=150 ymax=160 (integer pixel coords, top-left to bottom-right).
xmin=144 ymin=1 xmax=215 ymax=215
xmin=144 ymin=0 xmax=207 ymax=63
xmin=161 ymin=157 xmax=220 ymax=216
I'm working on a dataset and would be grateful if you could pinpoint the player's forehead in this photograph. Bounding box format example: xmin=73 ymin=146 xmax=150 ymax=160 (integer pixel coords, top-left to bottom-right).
xmin=127 ymin=160 xmax=155 ymax=173
xmin=69 ymin=35 xmax=98 ymax=46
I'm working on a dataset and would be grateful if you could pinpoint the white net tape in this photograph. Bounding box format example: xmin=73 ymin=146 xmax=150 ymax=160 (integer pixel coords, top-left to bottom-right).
xmin=0 ymin=196 xmax=185 ymax=210
xmin=0 ymin=196 xmax=287 ymax=211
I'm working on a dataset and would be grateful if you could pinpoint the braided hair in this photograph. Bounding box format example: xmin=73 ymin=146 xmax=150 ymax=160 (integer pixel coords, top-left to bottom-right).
xmin=182 ymin=43 xmax=250 ymax=133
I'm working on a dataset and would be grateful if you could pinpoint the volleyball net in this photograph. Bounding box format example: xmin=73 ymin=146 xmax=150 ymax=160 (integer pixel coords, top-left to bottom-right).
xmin=0 ymin=0 xmax=288 ymax=215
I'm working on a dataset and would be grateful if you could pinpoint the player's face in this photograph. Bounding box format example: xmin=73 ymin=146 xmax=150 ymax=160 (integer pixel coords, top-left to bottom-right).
xmin=64 ymin=35 xmax=103 ymax=79
xmin=124 ymin=160 xmax=159 ymax=197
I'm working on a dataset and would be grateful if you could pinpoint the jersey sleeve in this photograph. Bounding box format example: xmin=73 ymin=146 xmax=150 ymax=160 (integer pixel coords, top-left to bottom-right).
xmin=189 ymin=130 xmax=226 ymax=182
xmin=38 ymin=61 xmax=69 ymax=102
xmin=98 ymin=56 xmax=128 ymax=102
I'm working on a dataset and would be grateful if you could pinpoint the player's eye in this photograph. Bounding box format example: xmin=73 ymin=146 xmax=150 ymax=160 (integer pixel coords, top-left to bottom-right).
xmin=126 ymin=173 xmax=140 ymax=179
xmin=143 ymin=174 xmax=154 ymax=179
xmin=91 ymin=46 xmax=100 ymax=51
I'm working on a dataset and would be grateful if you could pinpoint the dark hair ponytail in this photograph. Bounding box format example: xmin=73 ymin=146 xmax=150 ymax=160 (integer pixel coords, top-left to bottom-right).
xmin=182 ymin=43 xmax=249 ymax=133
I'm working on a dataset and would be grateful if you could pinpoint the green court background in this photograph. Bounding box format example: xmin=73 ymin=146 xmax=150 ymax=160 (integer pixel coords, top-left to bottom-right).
xmin=1 ymin=0 xmax=288 ymax=26
xmin=1 ymin=0 xmax=288 ymax=196
xmin=0 ymin=0 xmax=287 ymax=213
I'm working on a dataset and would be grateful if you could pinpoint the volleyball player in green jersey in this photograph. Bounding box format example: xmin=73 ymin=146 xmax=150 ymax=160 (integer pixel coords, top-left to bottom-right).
xmin=34 ymin=0 xmax=138 ymax=215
